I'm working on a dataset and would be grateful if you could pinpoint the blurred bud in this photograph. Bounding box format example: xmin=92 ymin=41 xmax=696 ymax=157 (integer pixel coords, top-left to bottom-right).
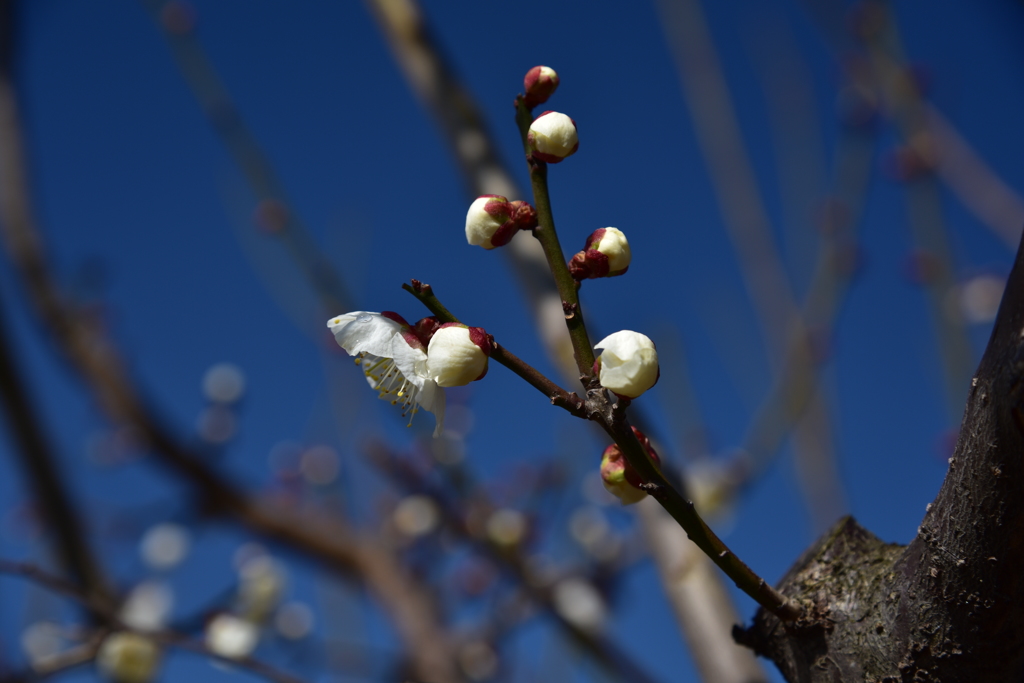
xmin=274 ymin=602 xmax=314 ymax=640
xmin=393 ymin=494 xmax=441 ymax=537
xmin=238 ymin=556 xmax=286 ymax=622
xmin=205 ymin=613 xmax=259 ymax=659
xmin=465 ymin=195 xmax=517 ymax=249
xmin=600 ymin=427 xmax=661 ymax=505
xmin=523 ymin=65 xmax=560 ymax=108
xmin=594 ymin=331 xmax=659 ymax=398
xmin=426 ymin=324 xmax=492 ymax=387
xmin=528 ymin=111 xmax=578 ymax=163
xmin=96 ymin=632 xmax=161 ymax=683
xmin=486 ymin=508 xmax=527 ymax=547
xmin=552 ymin=577 xmax=607 ymax=634
xmin=459 ymin=640 xmax=499 ymax=681
xmin=959 ymin=274 xmax=1005 ymax=324
xmin=202 ymin=363 xmax=246 ymax=404
xmin=120 ymin=580 xmax=174 ymax=631
xmin=21 ymin=621 xmax=64 ymax=670
xmin=568 ymin=227 xmax=632 ymax=280
xmin=140 ymin=523 xmax=191 ymax=571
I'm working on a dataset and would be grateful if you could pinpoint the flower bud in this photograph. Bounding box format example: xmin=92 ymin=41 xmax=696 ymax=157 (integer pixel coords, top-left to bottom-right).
xmin=594 ymin=331 xmax=659 ymax=398
xmin=523 ymin=66 xmax=559 ymax=108
xmin=465 ymin=195 xmax=518 ymax=249
xmin=508 ymin=200 xmax=538 ymax=231
xmin=96 ymin=632 xmax=161 ymax=683
xmin=600 ymin=427 xmax=661 ymax=505
xmin=426 ymin=323 xmax=493 ymax=387
xmin=568 ymin=228 xmax=631 ymax=280
xmin=527 ymin=111 xmax=578 ymax=163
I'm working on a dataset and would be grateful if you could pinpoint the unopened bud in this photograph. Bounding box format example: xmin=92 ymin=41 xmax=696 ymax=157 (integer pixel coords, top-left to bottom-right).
xmin=600 ymin=427 xmax=661 ymax=505
xmin=527 ymin=111 xmax=578 ymax=163
xmin=427 ymin=324 xmax=493 ymax=387
xmin=508 ymin=200 xmax=538 ymax=231
xmin=524 ymin=66 xmax=559 ymax=108
xmin=569 ymin=228 xmax=631 ymax=280
xmin=465 ymin=195 xmax=517 ymax=249
xmin=594 ymin=331 xmax=659 ymax=399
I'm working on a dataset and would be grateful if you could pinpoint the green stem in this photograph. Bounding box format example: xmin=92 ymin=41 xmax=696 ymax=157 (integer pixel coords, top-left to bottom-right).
xmin=515 ymin=98 xmax=596 ymax=383
xmin=402 ymin=281 xmax=586 ymax=418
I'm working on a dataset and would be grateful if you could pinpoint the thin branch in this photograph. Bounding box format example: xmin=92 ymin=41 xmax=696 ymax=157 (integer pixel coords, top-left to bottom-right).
xmin=513 ymin=99 xmax=598 ymax=382
xmin=405 ymin=282 xmax=802 ymax=621
xmin=402 ymin=280 xmax=586 ymax=417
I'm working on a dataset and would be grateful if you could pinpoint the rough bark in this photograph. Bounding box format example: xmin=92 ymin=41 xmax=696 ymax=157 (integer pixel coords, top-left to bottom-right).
xmin=736 ymin=232 xmax=1024 ymax=681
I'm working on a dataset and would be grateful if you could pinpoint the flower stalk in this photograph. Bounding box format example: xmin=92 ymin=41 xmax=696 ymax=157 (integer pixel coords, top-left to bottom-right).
xmin=515 ymin=97 xmax=596 ymax=383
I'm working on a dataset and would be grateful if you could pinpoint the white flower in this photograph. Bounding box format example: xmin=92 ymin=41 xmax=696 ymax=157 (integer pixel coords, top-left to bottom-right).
xmin=465 ymin=195 xmax=515 ymax=249
xmin=426 ymin=324 xmax=491 ymax=387
xmin=328 ymin=312 xmax=445 ymax=436
xmin=528 ymin=111 xmax=579 ymax=163
xmin=594 ymin=331 xmax=659 ymax=398
xmin=96 ymin=632 xmax=161 ymax=683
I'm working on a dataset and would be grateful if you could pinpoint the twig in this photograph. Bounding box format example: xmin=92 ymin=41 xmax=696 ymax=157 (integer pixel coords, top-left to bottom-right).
xmin=402 ymin=283 xmax=802 ymax=621
xmin=514 ymin=99 xmax=597 ymax=382
xmin=402 ymin=280 xmax=586 ymax=417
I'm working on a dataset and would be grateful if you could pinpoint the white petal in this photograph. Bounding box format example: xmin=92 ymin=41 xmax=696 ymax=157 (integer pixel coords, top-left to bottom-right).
xmin=328 ymin=312 xmax=403 ymax=358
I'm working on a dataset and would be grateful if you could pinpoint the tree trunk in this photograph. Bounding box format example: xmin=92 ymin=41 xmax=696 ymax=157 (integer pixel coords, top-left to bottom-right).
xmin=735 ymin=231 xmax=1024 ymax=682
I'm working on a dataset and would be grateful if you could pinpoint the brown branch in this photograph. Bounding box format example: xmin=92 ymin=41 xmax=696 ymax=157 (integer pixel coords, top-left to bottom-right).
xmin=402 ymin=280 xmax=586 ymax=417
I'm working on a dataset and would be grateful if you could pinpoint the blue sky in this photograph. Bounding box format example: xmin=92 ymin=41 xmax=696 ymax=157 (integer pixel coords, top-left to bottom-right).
xmin=2 ymin=1 xmax=1023 ymax=682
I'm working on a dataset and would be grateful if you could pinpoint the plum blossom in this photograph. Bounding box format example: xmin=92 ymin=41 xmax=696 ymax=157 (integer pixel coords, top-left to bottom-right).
xmin=328 ymin=311 xmax=445 ymax=436
xmin=594 ymin=331 xmax=659 ymax=399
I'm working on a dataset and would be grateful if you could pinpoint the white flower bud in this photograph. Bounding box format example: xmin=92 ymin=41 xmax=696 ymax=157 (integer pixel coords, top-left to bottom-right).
xmin=523 ymin=65 xmax=559 ymax=108
xmin=96 ymin=632 xmax=161 ymax=683
xmin=569 ymin=228 xmax=631 ymax=280
xmin=594 ymin=331 xmax=659 ymax=398
xmin=426 ymin=324 xmax=491 ymax=387
xmin=527 ymin=111 xmax=578 ymax=163
xmin=465 ymin=195 xmax=516 ymax=249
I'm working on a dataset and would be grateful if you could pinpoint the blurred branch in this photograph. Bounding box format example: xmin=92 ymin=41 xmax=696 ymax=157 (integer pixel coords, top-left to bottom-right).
xmin=366 ymin=441 xmax=668 ymax=683
xmin=0 ymin=295 xmax=113 ymax=609
xmin=0 ymin=13 xmax=464 ymax=682
xmin=0 ymin=0 xmax=113 ymax=613
xmin=656 ymin=0 xmax=849 ymax=530
xmin=140 ymin=0 xmax=353 ymax=317
xmin=856 ymin=4 xmax=976 ymax=423
xmin=0 ymin=560 xmax=309 ymax=683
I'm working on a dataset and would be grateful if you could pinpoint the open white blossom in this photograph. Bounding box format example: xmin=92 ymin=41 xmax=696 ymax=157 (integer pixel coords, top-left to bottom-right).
xmin=426 ymin=324 xmax=491 ymax=387
xmin=594 ymin=331 xmax=659 ymax=398
xmin=328 ymin=312 xmax=445 ymax=436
